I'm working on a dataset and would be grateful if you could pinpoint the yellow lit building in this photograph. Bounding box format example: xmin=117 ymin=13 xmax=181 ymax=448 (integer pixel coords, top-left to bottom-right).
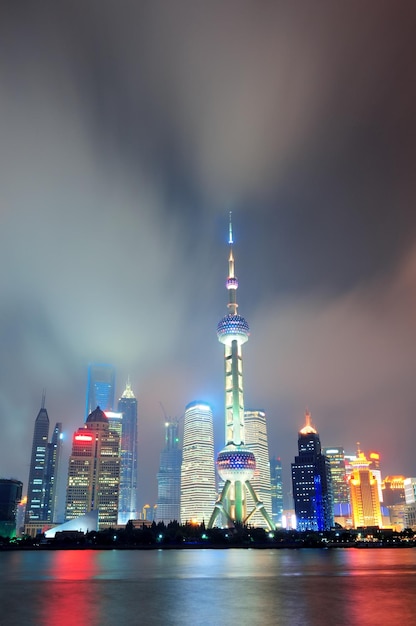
xmin=349 ymin=451 xmax=382 ymax=528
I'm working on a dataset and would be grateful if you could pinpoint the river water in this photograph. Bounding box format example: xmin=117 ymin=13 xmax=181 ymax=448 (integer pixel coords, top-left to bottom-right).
xmin=0 ymin=548 xmax=415 ymax=625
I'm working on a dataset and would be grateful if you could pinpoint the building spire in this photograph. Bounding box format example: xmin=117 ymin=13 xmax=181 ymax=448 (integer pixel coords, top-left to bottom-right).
xmin=41 ymin=388 xmax=46 ymax=409
xmin=228 ymin=210 xmax=233 ymax=245
xmin=226 ymin=212 xmax=239 ymax=315
xmin=228 ymin=211 xmax=236 ymax=283
xmin=299 ymin=409 xmax=317 ymax=435
xmin=121 ymin=378 xmax=136 ymax=399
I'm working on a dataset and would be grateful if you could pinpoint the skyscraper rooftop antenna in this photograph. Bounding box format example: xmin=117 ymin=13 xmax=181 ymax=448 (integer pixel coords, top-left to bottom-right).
xmin=228 ymin=211 xmax=233 ymax=245
xmin=41 ymin=388 xmax=46 ymax=409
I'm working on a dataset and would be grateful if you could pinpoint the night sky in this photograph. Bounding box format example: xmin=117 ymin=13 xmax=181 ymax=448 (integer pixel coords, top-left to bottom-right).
xmin=1 ymin=2 xmax=416 ymax=509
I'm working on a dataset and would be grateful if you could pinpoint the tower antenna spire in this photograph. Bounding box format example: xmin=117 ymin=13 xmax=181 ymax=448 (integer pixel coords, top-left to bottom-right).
xmin=41 ymin=388 xmax=46 ymax=409
xmin=228 ymin=211 xmax=233 ymax=245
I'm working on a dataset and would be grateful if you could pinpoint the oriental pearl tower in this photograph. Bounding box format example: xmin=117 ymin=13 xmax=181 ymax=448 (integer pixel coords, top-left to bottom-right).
xmin=208 ymin=215 xmax=274 ymax=530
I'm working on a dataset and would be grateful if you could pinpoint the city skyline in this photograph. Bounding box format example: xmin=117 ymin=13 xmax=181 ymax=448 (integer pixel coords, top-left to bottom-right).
xmin=1 ymin=3 xmax=416 ymax=509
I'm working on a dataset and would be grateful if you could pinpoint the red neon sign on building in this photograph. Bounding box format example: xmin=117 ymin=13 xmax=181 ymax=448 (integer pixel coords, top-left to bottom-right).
xmin=74 ymin=434 xmax=93 ymax=442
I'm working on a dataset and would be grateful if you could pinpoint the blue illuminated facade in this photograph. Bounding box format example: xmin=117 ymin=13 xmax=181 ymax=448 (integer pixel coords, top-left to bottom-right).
xmin=270 ymin=456 xmax=284 ymax=526
xmin=85 ymin=363 xmax=115 ymax=419
xmin=117 ymin=381 xmax=138 ymax=524
xmin=156 ymin=420 xmax=182 ymax=523
xmin=291 ymin=412 xmax=333 ymax=531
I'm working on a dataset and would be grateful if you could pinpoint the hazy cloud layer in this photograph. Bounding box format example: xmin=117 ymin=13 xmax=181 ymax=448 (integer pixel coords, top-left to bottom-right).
xmin=0 ymin=1 xmax=415 ymax=505
xmin=248 ymin=246 xmax=416 ymax=478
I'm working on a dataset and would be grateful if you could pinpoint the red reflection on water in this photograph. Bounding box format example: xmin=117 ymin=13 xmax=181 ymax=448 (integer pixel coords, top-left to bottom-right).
xmin=47 ymin=550 xmax=100 ymax=580
xmin=343 ymin=549 xmax=416 ymax=625
xmin=38 ymin=551 xmax=100 ymax=626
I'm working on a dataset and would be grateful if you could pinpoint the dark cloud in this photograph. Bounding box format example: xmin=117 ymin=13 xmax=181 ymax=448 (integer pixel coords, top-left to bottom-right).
xmin=0 ymin=1 xmax=415 ymax=506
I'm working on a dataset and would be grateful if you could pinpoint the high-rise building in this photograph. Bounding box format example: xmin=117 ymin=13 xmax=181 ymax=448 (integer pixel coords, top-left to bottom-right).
xmin=85 ymin=363 xmax=115 ymax=419
xmin=348 ymin=451 xmax=382 ymax=528
xmin=105 ymin=412 xmax=123 ymax=440
xmin=291 ymin=411 xmax=334 ymax=531
xmin=181 ymin=401 xmax=216 ymax=524
xmin=323 ymin=447 xmax=350 ymax=515
xmin=43 ymin=422 xmax=63 ymax=523
xmin=65 ymin=406 xmax=120 ymax=529
xmin=367 ymin=451 xmax=383 ymax=502
xmin=244 ymin=410 xmax=273 ymax=527
xmin=404 ymin=478 xmax=416 ymax=504
xmin=270 ymin=457 xmax=284 ymax=527
xmin=0 ymin=479 xmax=23 ymax=538
xmin=117 ymin=380 xmax=138 ymax=524
xmin=157 ymin=420 xmax=182 ymax=523
xmin=25 ymin=395 xmax=50 ymax=524
xmin=208 ymin=215 xmax=274 ymax=530
xmin=381 ymin=476 xmax=406 ymax=506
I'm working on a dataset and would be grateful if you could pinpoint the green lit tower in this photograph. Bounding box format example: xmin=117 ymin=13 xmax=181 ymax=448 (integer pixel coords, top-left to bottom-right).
xmin=208 ymin=215 xmax=274 ymax=530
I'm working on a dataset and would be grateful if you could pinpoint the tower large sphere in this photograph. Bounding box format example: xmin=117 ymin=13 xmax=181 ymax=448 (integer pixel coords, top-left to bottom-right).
xmin=217 ymin=447 xmax=256 ymax=482
xmin=217 ymin=314 xmax=249 ymax=345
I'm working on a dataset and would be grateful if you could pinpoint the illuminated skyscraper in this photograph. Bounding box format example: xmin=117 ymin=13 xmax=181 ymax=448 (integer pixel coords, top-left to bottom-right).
xmin=404 ymin=478 xmax=416 ymax=504
xmin=348 ymin=450 xmax=382 ymax=528
xmin=291 ymin=411 xmax=334 ymax=531
xmin=25 ymin=395 xmax=50 ymax=524
xmin=105 ymin=410 xmax=124 ymax=524
xmin=43 ymin=422 xmax=63 ymax=523
xmin=208 ymin=215 xmax=274 ymax=530
xmin=117 ymin=380 xmax=138 ymax=524
xmin=244 ymin=410 xmax=273 ymax=527
xmin=157 ymin=420 xmax=182 ymax=523
xmin=181 ymin=401 xmax=216 ymax=524
xmin=85 ymin=363 xmax=115 ymax=419
xmin=323 ymin=447 xmax=350 ymax=515
xmin=382 ymin=476 xmax=406 ymax=506
xmin=270 ymin=456 xmax=284 ymax=526
xmin=103 ymin=390 xmax=138 ymax=525
xmin=368 ymin=451 xmax=383 ymax=502
xmin=105 ymin=412 xmax=123 ymax=440
xmin=65 ymin=406 xmax=120 ymax=529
